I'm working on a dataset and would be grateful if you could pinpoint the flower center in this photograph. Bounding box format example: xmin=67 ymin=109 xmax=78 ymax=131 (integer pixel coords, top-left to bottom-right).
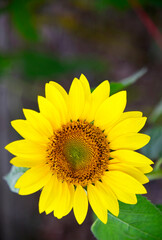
xmin=46 ymin=120 xmax=110 ymax=186
xmin=64 ymin=139 xmax=90 ymax=169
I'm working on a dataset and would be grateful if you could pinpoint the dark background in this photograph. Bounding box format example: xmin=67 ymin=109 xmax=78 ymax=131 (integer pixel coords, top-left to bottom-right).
xmin=0 ymin=0 xmax=162 ymax=239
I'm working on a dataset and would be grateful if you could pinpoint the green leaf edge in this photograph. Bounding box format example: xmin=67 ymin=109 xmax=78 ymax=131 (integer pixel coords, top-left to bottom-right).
xmin=91 ymin=196 xmax=162 ymax=240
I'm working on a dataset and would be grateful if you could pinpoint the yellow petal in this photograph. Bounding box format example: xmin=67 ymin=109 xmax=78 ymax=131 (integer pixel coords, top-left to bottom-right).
xmin=104 ymin=171 xmax=147 ymax=194
xmin=10 ymin=156 xmax=45 ymax=167
xmin=5 ymin=139 xmax=46 ymax=157
xmin=94 ymin=91 xmax=127 ymax=129
xmin=108 ymin=162 xmax=149 ymax=184
xmin=79 ymin=74 xmax=91 ymax=98
xmin=87 ymin=184 xmax=108 ymax=224
xmin=110 ymin=150 xmax=153 ymax=166
xmin=45 ymin=176 xmax=62 ymax=214
xmin=54 ymin=181 xmax=71 ymax=219
xmin=102 ymin=176 xmax=137 ymax=204
xmin=45 ymin=83 xmax=69 ymax=124
xmin=109 ymin=133 xmax=150 ymax=150
xmin=18 ymin=174 xmax=51 ymax=195
xmin=79 ymin=74 xmax=92 ymax=120
xmin=106 ymin=111 xmax=143 ymax=133
xmin=49 ymin=81 xmax=68 ymax=102
xmin=108 ymin=159 xmax=120 ymax=164
xmin=38 ymin=96 xmax=62 ymax=130
xmin=15 ymin=164 xmax=50 ymax=188
xmin=39 ymin=175 xmax=55 ymax=213
xmin=73 ymin=185 xmax=88 ymax=224
xmin=95 ymin=181 xmax=119 ymax=216
xmin=11 ymin=119 xmax=49 ymax=143
xmin=86 ymin=80 xmax=110 ymax=122
xmin=17 ymin=165 xmax=51 ymax=195
xmin=119 ymin=111 xmax=143 ymax=121
xmin=68 ymin=78 xmax=85 ymax=121
xmin=63 ymin=183 xmax=75 ymax=216
xmin=108 ymin=117 xmax=147 ymax=141
xmin=137 ymin=165 xmax=153 ymax=174
xmin=23 ymin=109 xmax=53 ymax=137
xmin=53 ymin=182 xmax=74 ymax=219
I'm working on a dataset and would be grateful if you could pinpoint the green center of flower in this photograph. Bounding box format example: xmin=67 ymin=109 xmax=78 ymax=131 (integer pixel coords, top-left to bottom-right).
xmin=46 ymin=120 xmax=110 ymax=186
xmin=64 ymin=140 xmax=89 ymax=169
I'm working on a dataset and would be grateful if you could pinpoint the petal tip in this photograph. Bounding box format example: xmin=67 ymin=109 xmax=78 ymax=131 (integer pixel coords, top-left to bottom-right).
xmin=80 ymin=73 xmax=86 ymax=78
xmin=4 ymin=143 xmax=10 ymax=151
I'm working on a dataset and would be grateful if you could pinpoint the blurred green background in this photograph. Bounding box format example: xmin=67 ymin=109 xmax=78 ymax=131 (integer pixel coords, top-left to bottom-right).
xmin=0 ymin=0 xmax=162 ymax=240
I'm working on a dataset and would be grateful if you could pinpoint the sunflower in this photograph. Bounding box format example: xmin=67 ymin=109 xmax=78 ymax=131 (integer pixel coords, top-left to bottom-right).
xmin=5 ymin=74 xmax=153 ymax=224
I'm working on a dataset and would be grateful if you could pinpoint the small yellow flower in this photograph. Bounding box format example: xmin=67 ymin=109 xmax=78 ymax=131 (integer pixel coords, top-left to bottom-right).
xmin=5 ymin=74 xmax=153 ymax=224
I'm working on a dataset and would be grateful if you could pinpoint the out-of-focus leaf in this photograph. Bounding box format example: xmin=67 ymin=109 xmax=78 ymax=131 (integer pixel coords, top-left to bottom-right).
xmin=110 ymin=82 xmax=124 ymax=95
xmin=110 ymin=68 xmax=147 ymax=95
xmin=94 ymin=0 xmax=162 ymax=10
xmin=156 ymin=205 xmax=162 ymax=213
xmin=147 ymin=169 xmax=162 ymax=181
xmin=120 ymin=67 xmax=147 ymax=86
xmin=17 ymin=51 xmax=106 ymax=80
xmin=91 ymin=195 xmax=162 ymax=240
xmin=0 ymin=51 xmax=107 ymax=81
xmin=150 ymin=100 xmax=162 ymax=124
xmin=95 ymin=0 xmax=130 ymax=10
xmin=141 ymin=126 xmax=162 ymax=159
xmin=4 ymin=166 xmax=28 ymax=193
xmin=9 ymin=0 xmax=39 ymax=41
xmin=154 ymin=158 xmax=162 ymax=171
xmin=139 ymin=0 xmax=162 ymax=7
xmin=146 ymin=158 xmax=162 ymax=181
xmin=0 ymin=55 xmax=13 ymax=76
xmin=70 ymin=58 xmax=107 ymax=74
xmin=20 ymin=51 xmax=70 ymax=79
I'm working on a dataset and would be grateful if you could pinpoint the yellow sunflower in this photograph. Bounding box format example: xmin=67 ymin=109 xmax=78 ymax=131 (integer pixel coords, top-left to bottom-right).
xmin=5 ymin=74 xmax=153 ymax=224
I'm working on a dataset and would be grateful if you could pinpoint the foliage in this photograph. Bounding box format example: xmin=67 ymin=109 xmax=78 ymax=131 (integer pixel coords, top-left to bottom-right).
xmin=142 ymin=126 xmax=162 ymax=160
xmin=141 ymin=100 xmax=162 ymax=181
xmin=94 ymin=0 xmax=129 ymax=10
xmin=0 ymin=55 xmax=13 ymax=76
xmin=0 ymin=51 xmax=107 ymax=81
xmin=4 ymin=166 xmax=28 ymax=193
xmin=150 ymin=100 xmax=162 ymax=124
xmin=91 ymin=195 xmax=162 ymax=240
xmin=110 ymin=68 xmax=147 ymax=95
xmin=94 ymin=0 xmax=162 ymax=10
xmin=9 ymin=0 xmax=39 ymax=41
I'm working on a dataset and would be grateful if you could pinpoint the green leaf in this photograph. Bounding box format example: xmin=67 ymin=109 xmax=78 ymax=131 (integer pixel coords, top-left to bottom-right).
xmin=110 ymin=68 xmax=147 ymax=95
xmin=146 ymin=157 xmax=162 ymax=181
xmin=110 ymin=82 xmax=124 ymax=95
xmin=147 ymin=169 xmax=162 ymax=181
xmin=150 ymin=100 xmax=162 ymax=124
xmin=94 ymin=0 xmax=130 ymax=10
xmin=0 ymin=55 xmax=13 ymax=76
xmin=17 ymin=51 xmax=106 ymax=80
xmin=9 ymin=0 xmax=39 ymax=41
xmin=139 ymin=0 xmax=162 ymax=7
xmin=20 ymin=51 xmax=70 ymax=79
xmin=4 ymin=166 xmax=28 ymax=193
xmin=141 ymin=126 xmax=162 ymax=160
xmin=156 ymin=205 xmax=162 ymax=213
xmin=91 ymin=196 xmax=162 ymax=240
xmin=94 ymin=0 xmax=162 ymax=10
xmin=120 ymin=67 xmax=147 ymax=86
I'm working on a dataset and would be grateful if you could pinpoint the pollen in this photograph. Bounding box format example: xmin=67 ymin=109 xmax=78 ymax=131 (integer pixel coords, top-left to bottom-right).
xmin=46 ymin=120 xmax=110 ymax=186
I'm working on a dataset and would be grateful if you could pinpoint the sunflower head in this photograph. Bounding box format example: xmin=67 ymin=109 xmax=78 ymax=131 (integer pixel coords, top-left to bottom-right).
xmin=5 ymin=74 xmax=153 ymax=224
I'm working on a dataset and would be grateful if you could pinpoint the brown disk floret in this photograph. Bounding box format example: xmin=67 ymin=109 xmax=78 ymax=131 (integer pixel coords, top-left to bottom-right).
xmin=46 ymin=120 xmax=110 ymax=186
